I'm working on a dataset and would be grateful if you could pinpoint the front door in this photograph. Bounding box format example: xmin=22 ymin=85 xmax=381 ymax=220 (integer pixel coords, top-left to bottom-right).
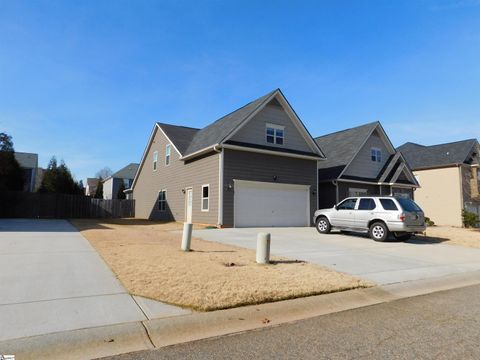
xmin=186 ymin=188 xmax=193 ymax=223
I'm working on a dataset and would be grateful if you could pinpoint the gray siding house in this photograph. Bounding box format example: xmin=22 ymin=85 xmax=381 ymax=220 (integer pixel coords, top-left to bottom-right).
xmin=102 ymin=163 xmax=139 ymax=199
xmin=315 ymin=122 xmax=419 ymax=209
xmin=131 ymin=89 xmax=325 ymax=227
xmin=14 ymin=152 xmax=38 ymax=192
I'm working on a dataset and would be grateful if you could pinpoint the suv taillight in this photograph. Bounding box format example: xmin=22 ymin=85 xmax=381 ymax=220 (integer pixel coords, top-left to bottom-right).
xmin=398 ymin=213 xmax=406 ymax=222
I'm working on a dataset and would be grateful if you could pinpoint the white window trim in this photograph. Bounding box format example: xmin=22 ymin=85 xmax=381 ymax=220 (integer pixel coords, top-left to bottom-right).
xmin=265 ymin=123 xmax=285 ymax=145
xmin=158 ymin=189 xmax=167 ymax=212
xmin=371 ymin=147 xmax=382 ymax=162
xmin=153 ymin=151 xmax=158 ymax=171
xmin=201 ymin=184 xmax=210 ymax=212
xmin=165 ymin=144 xmax=171 ymax=166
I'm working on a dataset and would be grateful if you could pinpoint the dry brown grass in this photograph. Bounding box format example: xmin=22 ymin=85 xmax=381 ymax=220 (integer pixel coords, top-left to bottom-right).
xmin=419 ymin=226 xmax=480 ymax=248
xmin=71 ymin=219 xmax=371 ymax=311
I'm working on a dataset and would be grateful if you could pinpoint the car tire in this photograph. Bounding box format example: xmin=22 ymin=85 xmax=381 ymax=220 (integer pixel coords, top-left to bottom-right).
xmin=369 ymin=222 xmax=389 ymax=242
xmin=316 ymin=216 xmax=331 ymax=234
xmin=394 ymin=233 xmax=412 ymax=241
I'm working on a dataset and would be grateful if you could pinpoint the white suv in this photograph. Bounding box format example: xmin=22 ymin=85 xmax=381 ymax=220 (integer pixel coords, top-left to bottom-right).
xmin=313 ymin=196 xmax=426 ymax=242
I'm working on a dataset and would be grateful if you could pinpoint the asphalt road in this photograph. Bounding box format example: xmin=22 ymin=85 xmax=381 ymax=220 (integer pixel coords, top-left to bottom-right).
xmin=101 ymin=284 xmax=480 ymax=360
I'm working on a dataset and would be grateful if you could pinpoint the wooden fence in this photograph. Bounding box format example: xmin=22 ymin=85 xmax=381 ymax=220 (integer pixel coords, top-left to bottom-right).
xmin=0 ymin=191 xmax=135 ymax=219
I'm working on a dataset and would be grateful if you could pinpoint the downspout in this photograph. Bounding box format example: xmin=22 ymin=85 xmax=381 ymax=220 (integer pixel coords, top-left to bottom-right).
xmin=214 ymin=145 xmax=223 ymax=227
xmin=333 ymin=180 xmax=339 ymax=204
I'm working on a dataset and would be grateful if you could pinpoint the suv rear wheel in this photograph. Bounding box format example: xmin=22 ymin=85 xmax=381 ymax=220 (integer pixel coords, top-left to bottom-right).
xmin=316 ymin=216 xmax=331 ymax=234
xmin=369 ymin=222 xmax=389 ymax=242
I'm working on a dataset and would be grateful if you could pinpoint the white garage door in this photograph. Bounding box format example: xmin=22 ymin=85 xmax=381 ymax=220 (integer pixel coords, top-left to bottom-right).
xmin=234 ymin=180 xmax=310 ymax=227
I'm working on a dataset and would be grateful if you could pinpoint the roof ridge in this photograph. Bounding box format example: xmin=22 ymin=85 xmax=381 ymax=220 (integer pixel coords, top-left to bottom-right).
xmin=419 ymin=138 xmax=478 ymax=149
xmin=314 ymin=121 xmax=379 ymax=140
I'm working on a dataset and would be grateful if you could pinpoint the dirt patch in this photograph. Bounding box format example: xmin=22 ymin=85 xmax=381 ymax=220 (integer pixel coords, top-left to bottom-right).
xmin=418 ymin=226 xmax=480 ymax=248
xmin=71 ymin=219 xmax=371 ymax=311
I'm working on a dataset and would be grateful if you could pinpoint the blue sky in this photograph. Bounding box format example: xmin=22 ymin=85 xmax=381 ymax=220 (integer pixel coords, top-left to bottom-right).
xmin=1 ymin=0 xmax=479 ymax=182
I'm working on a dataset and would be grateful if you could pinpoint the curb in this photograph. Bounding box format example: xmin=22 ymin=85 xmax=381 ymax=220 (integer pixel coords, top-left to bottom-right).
xmin=2 ymin=271 xmax=480 ymax=360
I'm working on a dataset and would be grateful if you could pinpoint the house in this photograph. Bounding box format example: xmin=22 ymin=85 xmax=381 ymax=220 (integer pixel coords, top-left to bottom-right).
xmin=315 ymin=122 xmax=419 ymax=209
xmin=131 ymin=89 xmax=325 ymax=227
xmin=398 ymin=139 xmax=480 ymax=227
xmin=102 ymin=163 xmax=139 ymax=199
xmin=14 ymin=152 xmax=38 ymax=192
xmin=85 ymin=178 xmax=99 ymax=197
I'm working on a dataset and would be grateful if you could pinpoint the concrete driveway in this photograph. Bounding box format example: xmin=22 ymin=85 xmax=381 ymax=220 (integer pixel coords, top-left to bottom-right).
xmin=192 ymin=227 xmax=480 ymax=285
xmin=0 ymin=219 xmax=189 ymax=342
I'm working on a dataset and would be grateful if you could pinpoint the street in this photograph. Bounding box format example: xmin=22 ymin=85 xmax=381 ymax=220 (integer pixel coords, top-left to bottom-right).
xmin=101 ymin=284 xmax=480 ymax=360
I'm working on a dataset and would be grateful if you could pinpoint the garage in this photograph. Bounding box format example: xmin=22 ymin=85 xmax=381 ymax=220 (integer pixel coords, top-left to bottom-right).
xmin=233 ymin=180 xmax=310 ymax=227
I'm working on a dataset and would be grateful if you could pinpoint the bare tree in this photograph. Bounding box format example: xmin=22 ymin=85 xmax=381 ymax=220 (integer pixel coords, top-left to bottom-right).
xmin=95 ymin=167 xmax=113 ymax=179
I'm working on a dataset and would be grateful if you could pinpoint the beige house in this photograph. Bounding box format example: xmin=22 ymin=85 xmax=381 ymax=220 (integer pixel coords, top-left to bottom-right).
xmin=398 ymin=139 xmax=480 ymax=227
xmin=130 ymin=89 xmax=325 ymax=227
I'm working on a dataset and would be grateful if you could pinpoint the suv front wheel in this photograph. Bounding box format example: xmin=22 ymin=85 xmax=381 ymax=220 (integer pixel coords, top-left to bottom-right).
xmin=369 ymin=222 xmax=389 ymax=242
xmin=316 ymin=216 xmax=331 ymax=234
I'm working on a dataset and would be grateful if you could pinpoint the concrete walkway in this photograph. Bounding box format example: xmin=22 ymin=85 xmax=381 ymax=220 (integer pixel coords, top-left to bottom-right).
xmin=192 ymin=227 xmax=480 ymax=284
xmin=0 ymin=219 xmax=190 ymax=342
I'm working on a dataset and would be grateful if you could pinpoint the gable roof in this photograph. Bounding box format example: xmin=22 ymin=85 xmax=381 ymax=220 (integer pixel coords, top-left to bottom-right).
xmin=397 ymin=139 xmax=479 ymax=170
xmin=157 ymin=123 xmax=199 ymax=155
xmin=315 ymin=122 xmax=379 ymax=170
xmin=182 ymin=89 xmax=278 ymax=156
xmin=110 ymin=163 xmax=139 ymax=180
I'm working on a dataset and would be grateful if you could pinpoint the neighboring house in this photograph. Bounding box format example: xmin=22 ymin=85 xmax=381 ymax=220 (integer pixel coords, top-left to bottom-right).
xmin=102 ymin=163 xmax=139 ymax=199
xmin=85 ymin=178 xmax=99 ymax=197
xmin=315 ymin=122 xmax=419 ymax=209
xmin=14 ymin=152 xmax=38 ymax=192
xmin=34 ymin=167 xmax=45 ymax=192
xmin=131 ymin=89 xmax=325 ymax=227
xmin=398 ymin=139 xmax=480 ymax=227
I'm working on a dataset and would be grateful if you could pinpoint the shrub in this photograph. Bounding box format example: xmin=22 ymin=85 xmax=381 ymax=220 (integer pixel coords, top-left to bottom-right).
xmin=462 ymin=210 xmax=480 ymax=228
xmin=425 ymin=217 xmax=435 ymax=226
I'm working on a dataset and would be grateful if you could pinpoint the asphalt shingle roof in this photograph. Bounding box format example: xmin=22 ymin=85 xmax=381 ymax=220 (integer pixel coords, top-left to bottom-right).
xmin=157 ymin=123 xmax=199 ymax=155
xmin=14 ymin=152 xmax=38 ymax=169
xmin=182 ymin=89 xmax=277 ymax=156
xmin=397 ymin=139 xmax=479 ymax=170
xmin=111 ymin=163 xmax=139 ymax=180
xmin=315 ymin=122 xmax=379 ymax=169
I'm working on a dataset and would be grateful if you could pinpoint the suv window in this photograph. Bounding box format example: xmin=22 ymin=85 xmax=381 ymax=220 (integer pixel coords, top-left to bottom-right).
xmin=380 ymin=199 xmax=398 ymax=211
xmin=397 ymin=198 xmax=422 ymax=212
xmin=337 ymin=198 xmax=357 ymax=210
xmin=358 ymin=198 xmax=376 ymax=210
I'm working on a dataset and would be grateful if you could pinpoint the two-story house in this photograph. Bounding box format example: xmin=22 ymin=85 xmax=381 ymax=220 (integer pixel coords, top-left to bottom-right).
xmin=102 ymin=163 xmax=139 ymax=199
xmin=398 ymin=139 xmax=480 ymax=227
xmin=315 ymin=122 xmax=419 ymax=209
xmin=131 ymin=89 xmax=326 ymax=227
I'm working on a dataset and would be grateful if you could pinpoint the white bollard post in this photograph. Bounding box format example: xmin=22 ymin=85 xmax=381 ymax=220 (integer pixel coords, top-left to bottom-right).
xmin=181 ymin=222 xmax=193 ymax=251
xmin=256 ymin=232 xmax=271 ymax=264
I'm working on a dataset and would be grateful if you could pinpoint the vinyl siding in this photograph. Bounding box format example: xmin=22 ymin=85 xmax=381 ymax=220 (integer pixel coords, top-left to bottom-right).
xmin=230 ymin=103 xmax=312 ymax=153
xmin=223 ymin=149 xmax=317 ymax=227
xmin=133 ymin=127 xmax=219 ymax=224
xmin=343 ymin=130 xmax=393 ymax=179
xmin=337 ymin=182 xmax=381 ymax=201
xmin=413 ymin=167 xmax=463 ymax=226
xmin=103 ymin=178 xmax=113 ymax=199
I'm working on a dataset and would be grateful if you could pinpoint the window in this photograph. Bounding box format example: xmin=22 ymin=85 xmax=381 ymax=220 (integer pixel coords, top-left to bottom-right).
xmin=396 ymin=198 xmax=421 ymax=212
xmin=123 ymin=178 xmax=130 ymax=188
xmin=337 ymin=198 xmax=357 ymax=210
xmin=358 ymin=198 xmax=376 ymax=210
xmin=158 ymin=190 xmax=167 ymax=212
xmin=371 ymin=148 xmax=382 ymax=162
xmin=380 ymin=199 xmax=398 ymax=211
xmin=165 ymin=144 xmax=171 ymax=166
xmin=201 ymin=185 xmax=209 ymax=211
xmin=266 ymin=123 xmax=285 ymax=145
xmin=153 ymin=151 xmax=158 ymax=171
xmin=348 ymin=188 xmax=368 ymax=197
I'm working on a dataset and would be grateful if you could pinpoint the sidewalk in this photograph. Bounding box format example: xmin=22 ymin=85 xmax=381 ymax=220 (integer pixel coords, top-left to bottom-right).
xmin=2 ymin=270 xmax=480 ymax=360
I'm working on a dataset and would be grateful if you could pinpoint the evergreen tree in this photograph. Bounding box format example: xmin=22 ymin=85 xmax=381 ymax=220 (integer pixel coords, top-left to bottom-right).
xmin=0 ymin=132 xmax=25 ymax=191
xmin=117 ymin=181 xmax=126 ymax=199
xmin=94 ymin=178 xmax=103 ymax=198
xmin=38 ymin=157 xmax=83 ymax=194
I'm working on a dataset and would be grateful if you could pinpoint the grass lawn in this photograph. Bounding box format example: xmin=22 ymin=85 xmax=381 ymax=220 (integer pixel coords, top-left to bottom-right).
xmin=420 ymin=226 xmax=480 ymax=248
xmin=71 ymin=219 xmax=371 ymax=311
